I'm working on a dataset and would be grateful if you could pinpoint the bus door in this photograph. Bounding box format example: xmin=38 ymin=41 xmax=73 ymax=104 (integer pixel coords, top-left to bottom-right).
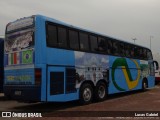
xmin=47 ymin=67 xmax=65 ymax=101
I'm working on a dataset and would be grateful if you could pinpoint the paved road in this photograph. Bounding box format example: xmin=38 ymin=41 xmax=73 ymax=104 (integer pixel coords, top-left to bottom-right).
xmin=0 ymin=85 xmax=160 ymax=120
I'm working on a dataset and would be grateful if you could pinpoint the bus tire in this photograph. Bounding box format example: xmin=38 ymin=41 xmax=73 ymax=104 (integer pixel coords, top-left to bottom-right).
xmin=79 ymin=83 xmax=93 ymax=105
xmin=95 ymin=82 xmax=107 ymax=101
xmin=142 ymin=79 xmax=148 ymax=91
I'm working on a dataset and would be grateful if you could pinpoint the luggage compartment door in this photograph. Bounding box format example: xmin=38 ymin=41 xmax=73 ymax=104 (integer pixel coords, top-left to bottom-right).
xmin=47 ymin=67 xmax=65 ymax=101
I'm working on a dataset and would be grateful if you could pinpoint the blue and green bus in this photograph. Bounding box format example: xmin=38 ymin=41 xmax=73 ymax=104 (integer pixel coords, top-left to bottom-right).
xmin=4 ymin=15 xmax=158 ymax=104
xmin=0 ymin=38 xmax=4 ymax=92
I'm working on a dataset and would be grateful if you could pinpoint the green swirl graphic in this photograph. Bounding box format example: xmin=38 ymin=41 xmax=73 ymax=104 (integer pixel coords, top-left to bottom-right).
xmin=111 ymin=58 xmax=140 ymax=91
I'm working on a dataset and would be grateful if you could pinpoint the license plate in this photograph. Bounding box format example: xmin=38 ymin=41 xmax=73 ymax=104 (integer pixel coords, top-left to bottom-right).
xmin=15 ymin=91 xmax=22 ymax=96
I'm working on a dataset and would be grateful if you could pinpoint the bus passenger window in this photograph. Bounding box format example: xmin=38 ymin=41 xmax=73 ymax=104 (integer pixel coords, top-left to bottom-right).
xmin=90 ymin=35 xmax=98 ymax=52
xmin=126 ymin=45 xmax=131 ymax=57
xmin=107 ymin=40 xmax=112 ymax=54
xmin=147 ymin=49 xmax=153 ymax=60
xmin=119 ymin=42 xmax=125 ymax=56
xmin=58 ymin=27 xmax=67 ymax=48
xmin=69 ymin=30 xmax=79 ymax=50
xmin=137 ymin=47 xmax=144 ymax=59
xmin=135 ymin=47 xmax=144 ymax=59
xmin=131 ymin=48 xmax=135 ymax=57
xmin=143 ymin=49 xmax=147 ymax=60
xmin=98 ymin=37 xmax=106 ymax=53
xmin=134 ymin=47 xmax=139 ymax=58
xmin=139 ymin=48 xmax=143 ymax=59
xmin=47 ymin=25 xmax=58 ymax=47
xmin=79 ymin=32 xmax=89 ymax=51
xmin=112 ymin=41 xmax=119 ymax=56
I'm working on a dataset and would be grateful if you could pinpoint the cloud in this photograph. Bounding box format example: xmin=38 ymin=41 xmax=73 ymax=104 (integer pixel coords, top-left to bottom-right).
xmin=0 ymin=0 xmax=160 ymax=54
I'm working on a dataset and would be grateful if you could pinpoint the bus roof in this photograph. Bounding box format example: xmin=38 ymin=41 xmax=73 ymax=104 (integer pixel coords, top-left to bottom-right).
xmin=7 ymin=14 xmax=151 ymax=51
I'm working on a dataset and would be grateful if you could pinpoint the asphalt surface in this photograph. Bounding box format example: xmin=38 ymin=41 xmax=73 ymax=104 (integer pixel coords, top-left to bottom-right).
xmin=0 ymin=84 xmax=160 ymax=120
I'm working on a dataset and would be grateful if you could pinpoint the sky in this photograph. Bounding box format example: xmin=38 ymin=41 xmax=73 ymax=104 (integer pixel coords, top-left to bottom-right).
xmin=0 ymin=0 xmax=160 ymax=54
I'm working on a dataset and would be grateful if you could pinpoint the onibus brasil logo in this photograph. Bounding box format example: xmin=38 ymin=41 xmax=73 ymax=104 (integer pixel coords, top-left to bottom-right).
xmin=111 ymin=58 xmax=141 ymax=91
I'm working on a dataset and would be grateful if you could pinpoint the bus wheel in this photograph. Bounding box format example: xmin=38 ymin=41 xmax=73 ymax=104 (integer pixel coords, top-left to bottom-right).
xmin=95 ymin=82 xmax=107 ymax=101
xmin=142 ymin=79 xmax=148 ymax=91
xmin=79 ymin=83 xmax=93 ymax=104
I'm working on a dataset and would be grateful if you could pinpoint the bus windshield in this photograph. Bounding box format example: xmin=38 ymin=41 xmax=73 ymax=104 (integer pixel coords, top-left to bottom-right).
xmin=5 ymin=28 xmax=34 ymax=53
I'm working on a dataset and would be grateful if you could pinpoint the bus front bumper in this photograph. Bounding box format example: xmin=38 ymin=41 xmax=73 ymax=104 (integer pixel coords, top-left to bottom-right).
xmin=3 ymin=85 xmax=41 ymax=102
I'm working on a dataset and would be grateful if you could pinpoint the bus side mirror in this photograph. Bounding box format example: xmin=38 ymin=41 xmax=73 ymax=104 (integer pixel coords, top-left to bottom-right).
xmin=153 ymin=61 xmax=159 ymax=70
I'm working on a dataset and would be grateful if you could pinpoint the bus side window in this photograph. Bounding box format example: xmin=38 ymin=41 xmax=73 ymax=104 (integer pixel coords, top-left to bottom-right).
xmin=107 ymin=39 xmax=112 ymax=54
xmin=69 ymin=30 xmax=79 ymax=50
xmin=98 ymin=37 xmax=106 ymax=53
xmin=58 ymin=27 xmax=67 ymax=48
xmin=131 ymin=47 xmax=135 ymax=58
xmin=79 ymin=32 xmax=89 ymax=51
xmin=126 ymin=44 xmax=131 ymax=58
xmin=147 ymin=49 xmax=153 ymax=60
xmin=119 ymin=42 xmax=125 ymax=56
xmin=112 ymin=41 xmax=119 ymax=56
xmin=134 ymin=46 xmax=139 ymax=58
xmin=143 ymin=49 xmax=147 ymax=60
xmin=139 ymin=48 xmax=143 ymax=59
xmin=90 ymin=35 xmax=98 ymax=52
xmin=46 ymin=24 xmax=58 ymax=47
